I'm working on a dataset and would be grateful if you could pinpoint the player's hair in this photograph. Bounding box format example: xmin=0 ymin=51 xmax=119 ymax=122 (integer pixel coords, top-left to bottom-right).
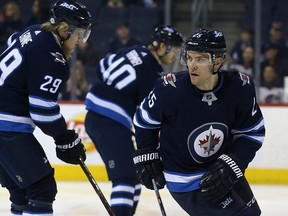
xmin=41 ymin=21 xmax=73 ymax=58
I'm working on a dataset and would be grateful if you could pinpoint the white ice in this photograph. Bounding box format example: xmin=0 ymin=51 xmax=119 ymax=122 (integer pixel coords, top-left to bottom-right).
xmin=1 ymin=182 xmax=287 ymax=215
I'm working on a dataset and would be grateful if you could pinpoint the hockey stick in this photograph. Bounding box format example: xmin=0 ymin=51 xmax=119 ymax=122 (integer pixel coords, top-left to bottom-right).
xmin=79 ymin=157 xmax=115 ymax=216
xmin=152 ymin=178 xmax=167 ymax=216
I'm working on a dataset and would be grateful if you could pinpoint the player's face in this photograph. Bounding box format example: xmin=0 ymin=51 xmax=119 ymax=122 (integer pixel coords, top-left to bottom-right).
xmin=161 ymin=45 xmax=181 ymax=64
xmin=62 ymin=28 xmax=90 ymax=58
xmin=186 ymin=51 xmax=218 ymax=90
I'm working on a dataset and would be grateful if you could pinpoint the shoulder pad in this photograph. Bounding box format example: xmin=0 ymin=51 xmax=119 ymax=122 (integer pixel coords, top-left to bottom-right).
xmin=162 ymin=73 xmax=177 ymax=88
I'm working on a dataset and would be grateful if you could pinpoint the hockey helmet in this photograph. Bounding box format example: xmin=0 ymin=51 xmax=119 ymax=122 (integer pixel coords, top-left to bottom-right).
xmin=180 ymin=29 xmax=227 ymax=65
xmin=50 ymin=0 xmax=92 ymax=43
xmin=151 ymin=25 xmax=184 ymax=47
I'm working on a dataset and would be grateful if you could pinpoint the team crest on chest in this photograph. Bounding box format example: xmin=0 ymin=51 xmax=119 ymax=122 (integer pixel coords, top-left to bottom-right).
xmin=187 ymin=122 xmax=228 ymax=163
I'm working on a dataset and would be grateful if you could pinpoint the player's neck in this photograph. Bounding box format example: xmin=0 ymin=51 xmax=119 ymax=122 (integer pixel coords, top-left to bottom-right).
xmin=197 ymin=74 xmax=219 ymax=91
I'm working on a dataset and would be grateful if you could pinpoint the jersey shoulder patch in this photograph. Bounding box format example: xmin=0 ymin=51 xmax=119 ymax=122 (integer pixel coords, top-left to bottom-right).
xmin=162 ymin=73 xmax=177 ymax=88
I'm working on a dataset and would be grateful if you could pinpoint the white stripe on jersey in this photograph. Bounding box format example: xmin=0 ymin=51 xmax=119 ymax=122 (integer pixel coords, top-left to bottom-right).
xmin=232 ymin=134 xmax=265 ymax=144
xmin=0 ymin=113 xmax=35 ymax=127
xmin=164 ymin=171 xmax=204 ymax=183
xmin=231 ymin=118 xmax=264 ymax=134
xmin=86 ymin=92 xmax=132 ymax=125
xmin=134 ymin=101 xmax=161 ymax=127
xmin=29 ymin=96 xmax=58 ymax=108
xmin=30 ymin=112 xmax=62 ymax=122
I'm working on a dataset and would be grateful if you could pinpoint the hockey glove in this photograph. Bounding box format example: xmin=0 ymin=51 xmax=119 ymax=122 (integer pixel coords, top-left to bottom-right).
xmin=200 ymin=154 xmax=244 ymax=203
xmin=133 ymin=149 xmax=166 ymax=190
xmin=54 ymin=130 xmax=86 ymax=165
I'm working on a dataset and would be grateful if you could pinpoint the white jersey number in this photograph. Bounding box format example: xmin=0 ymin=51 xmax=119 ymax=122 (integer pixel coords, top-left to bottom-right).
xmin=0 ymin=48 xmax=22 ymax=86
xmin=40 ymin=75 xmax=62 ymax=93
xmin=102 ymin=57 xmax=136 ymax=90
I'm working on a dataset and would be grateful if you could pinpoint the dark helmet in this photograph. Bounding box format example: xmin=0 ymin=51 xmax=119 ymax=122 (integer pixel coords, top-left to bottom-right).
xmin=50 ymin=0 xmax=92 ymax=29
xmin=185 ymin=29 xmax=227 ymax=54
xmin=180 ymin=29 xmax=227 ymax=65
xmin=49 ymin=0 xmax=92 ymax=43
xmin=151 ymin=25 xmax=184 ymax=47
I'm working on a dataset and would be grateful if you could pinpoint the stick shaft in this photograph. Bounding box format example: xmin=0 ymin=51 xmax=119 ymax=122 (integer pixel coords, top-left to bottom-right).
xmin=79 ymin=157 xmax=114 ymax=216
xmin=152 ymin=179 xmax=167 ymax=216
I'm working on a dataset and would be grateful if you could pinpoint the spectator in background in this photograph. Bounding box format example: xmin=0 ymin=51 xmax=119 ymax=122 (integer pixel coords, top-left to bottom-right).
xmin=259 ymin=65 xmax=284 ymax=104
xmin=229 ymin=45 xmax=255 ymax=78
xmin=262 ymin=22 xmax=288 ymax=58
xmin=77 ymin=38 xmax=100 ymax=67
xmin=260 ymin=43 xmax=288 ymax=82
xmin=230 ymin=27 xmax=254 ymax=64
xmin=61 ymin=60 xmax=90 ymax=101
xmin=0 ymin=1 xmax=23 ymax=48
xmin=26 ymin=0 xmax=50 ymax=26
xmin=106 ymin=0 xmax=124 ymax=7
xmin=108 ymin=22 xmax=141 ymax=54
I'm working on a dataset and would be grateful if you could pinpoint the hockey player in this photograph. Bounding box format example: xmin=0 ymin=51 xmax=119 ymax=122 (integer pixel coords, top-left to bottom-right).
xmin=132 ymin=29 xmax=265 ymax=215
xmin=0 ymin=0 xmax=91 ymax=215
xmin=84 ymin=25 xmax=184 ymax=216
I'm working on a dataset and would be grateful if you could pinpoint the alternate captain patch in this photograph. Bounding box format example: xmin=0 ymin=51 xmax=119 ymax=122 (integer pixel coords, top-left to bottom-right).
xmin=187 ymin=122 xmax=228 ymax=163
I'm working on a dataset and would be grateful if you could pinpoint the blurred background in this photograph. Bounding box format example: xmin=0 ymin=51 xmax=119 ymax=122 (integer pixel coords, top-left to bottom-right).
xmin=1 ymin=0 xmax=288 ymax=104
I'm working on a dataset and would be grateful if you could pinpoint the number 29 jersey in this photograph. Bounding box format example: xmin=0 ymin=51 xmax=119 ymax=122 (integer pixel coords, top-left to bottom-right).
xmin=0 ymin=24 xmax=70 ymax=138
xmin=85 ymin=45 xmax=163 ymax=129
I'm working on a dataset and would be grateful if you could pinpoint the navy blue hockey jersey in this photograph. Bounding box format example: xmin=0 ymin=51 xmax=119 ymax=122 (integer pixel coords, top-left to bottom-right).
xmin=85 ymin=45 xmax=163 ymax=129
xmin=133 ymin=70 xmax=265 ymax=193
xmin=0 ymin=25 xmax=70 ymax=137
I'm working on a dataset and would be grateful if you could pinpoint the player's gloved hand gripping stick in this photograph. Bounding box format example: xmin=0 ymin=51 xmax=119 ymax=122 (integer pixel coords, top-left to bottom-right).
xmin=200 ymin=154 xmax=244 ymax=203
xmin=55 ymin=130 xmax=114 ymax=215
xmin=133 ymin=149 xmax=166 ymax=190
xmin=54 ymin=129 xmax=86 ymax=164
xmin=133 ymin=149 xmax=167 ymax=215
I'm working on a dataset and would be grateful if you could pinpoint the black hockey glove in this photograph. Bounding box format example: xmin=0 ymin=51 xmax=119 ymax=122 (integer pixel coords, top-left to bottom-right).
xmin=200 ymin=154 xmax=244 ymax=203
xmin=133 ymin=149 xmax=166 ymax=190
xmin=54 ymin=130 xmax=86 ymax=165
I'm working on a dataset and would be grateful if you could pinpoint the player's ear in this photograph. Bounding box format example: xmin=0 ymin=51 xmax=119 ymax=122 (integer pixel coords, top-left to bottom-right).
xmin=214 ymin=57 xmax=224 ymax=71
xmin=157 ymin=42 xmax=166 ymax=56
xmin=57 ymin=23 xmax=69 ymax=37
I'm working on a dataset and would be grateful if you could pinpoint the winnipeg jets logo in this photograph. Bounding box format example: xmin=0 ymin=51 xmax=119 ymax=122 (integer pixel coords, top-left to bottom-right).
xmin=198 ymin=126 xmax=221 ymax=155
xmin=50 ymin=52 xmax=66 ymax=65
xmin=202 ymin=92 xmax=217 ymax=106
xmin=239 ymin=72 xmax=250 ymax=86
xmin=187 ymin=123 xmax=228 ymax=163
xmin=163 ymin=73 xmax=176 ymax=88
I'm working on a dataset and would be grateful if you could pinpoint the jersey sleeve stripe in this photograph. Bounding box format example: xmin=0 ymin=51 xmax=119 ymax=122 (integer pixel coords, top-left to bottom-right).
xmin=138 ymin=101 xmax=161 ymax=125
xmin=29 ymin=95 xmax=58 ymax=109
xmin=231 ymin=118 xmax=265 ymax=134
xmin=232 ymin=134 xmax=265 ymax=145
xmin=30 ymin=112 xmax=62 ymax=122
